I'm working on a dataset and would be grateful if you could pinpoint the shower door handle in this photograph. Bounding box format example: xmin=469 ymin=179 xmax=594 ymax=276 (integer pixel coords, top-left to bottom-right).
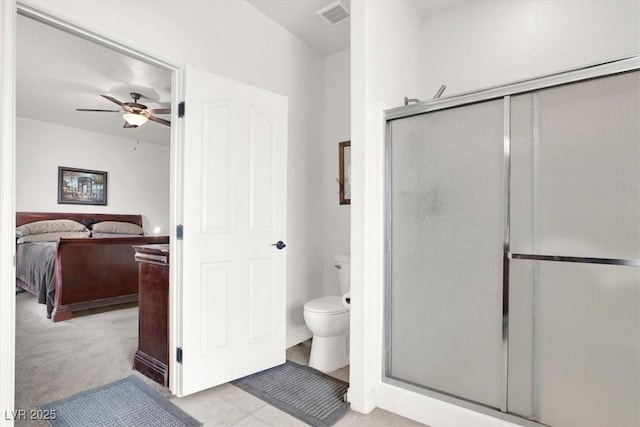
xmin=510 ymin=252 xmax=640 ymax=267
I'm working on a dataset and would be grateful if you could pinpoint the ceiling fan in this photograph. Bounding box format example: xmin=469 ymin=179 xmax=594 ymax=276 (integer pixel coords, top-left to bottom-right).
xmin=76 ymin=92 xmax=171 ymax=128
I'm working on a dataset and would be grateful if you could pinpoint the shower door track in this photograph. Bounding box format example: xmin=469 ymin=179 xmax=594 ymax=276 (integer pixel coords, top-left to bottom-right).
xmin=383 ymin=54 xmax=640 ymax=427
xmin=384 ymin=55 xmax=640 ymax=121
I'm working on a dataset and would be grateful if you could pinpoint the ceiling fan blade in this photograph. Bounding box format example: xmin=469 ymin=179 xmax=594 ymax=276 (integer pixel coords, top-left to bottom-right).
xmin=101 ymin=94 xmax=132 ymax=112
xmin=147 ymin=108 xmax=171 ymax=115
xmin=76 ymin=108 xmax=120 ymax=112
xmin=100 ymin=94 xmax=125 ymax=106
xmin=147 ymin=115 xmax=171 ymax=127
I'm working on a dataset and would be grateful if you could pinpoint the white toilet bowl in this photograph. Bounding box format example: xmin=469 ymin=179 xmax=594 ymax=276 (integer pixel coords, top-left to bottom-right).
xmin=303 ymin=295 xmax=350 ymax=372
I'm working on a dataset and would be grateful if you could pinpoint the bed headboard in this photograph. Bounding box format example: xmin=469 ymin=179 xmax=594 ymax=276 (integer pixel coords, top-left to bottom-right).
xmin=16 ymin=212 xmax=143 ymax=228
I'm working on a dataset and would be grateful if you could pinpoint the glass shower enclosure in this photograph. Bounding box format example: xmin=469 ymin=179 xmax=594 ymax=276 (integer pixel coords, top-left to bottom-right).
xmin=384 ymin=58 xmax=640 ymax=426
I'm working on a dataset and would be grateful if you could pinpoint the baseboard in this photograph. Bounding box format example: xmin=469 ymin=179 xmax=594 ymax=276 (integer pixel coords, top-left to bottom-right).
xmin=286 ymin=326 xmax=312 ymax=349
xmin=347 ymin=387 xmax=376 ymax=414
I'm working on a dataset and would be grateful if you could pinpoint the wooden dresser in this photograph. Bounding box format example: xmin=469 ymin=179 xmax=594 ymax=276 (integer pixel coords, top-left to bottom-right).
xmin=133 ymin=244 xmax=169 ymax=386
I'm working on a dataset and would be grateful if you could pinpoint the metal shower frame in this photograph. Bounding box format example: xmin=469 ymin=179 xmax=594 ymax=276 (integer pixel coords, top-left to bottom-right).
xmin=382 ymin=55 xmax=640 ymax=427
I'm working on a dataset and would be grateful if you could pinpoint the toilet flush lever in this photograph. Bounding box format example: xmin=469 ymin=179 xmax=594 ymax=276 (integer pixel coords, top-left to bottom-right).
xmin=334 ymin=264 xmax=341 ymax=269
xmin=271 ymin=241 xmax=286 ymax=250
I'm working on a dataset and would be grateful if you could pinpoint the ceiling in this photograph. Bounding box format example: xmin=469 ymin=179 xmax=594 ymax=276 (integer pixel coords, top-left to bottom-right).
xmin=246 ymin=0 xmax=352 ymax=57
xmin=17 ymin=15 xmax=172 ymax=146
xmin=16 ymin=1 xmax=469 ymax=145
xmin=247 ymin=0 xmax=469 ymax=57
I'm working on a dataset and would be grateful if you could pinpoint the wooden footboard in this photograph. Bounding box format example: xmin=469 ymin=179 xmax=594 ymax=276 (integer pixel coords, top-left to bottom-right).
xmin=52 ymin=236 xmax=169 ymax=322
xmin=16 ymin=212 xmax=170 ymax=322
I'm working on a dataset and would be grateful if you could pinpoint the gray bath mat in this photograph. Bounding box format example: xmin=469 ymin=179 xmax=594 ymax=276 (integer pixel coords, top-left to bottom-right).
xmin=232 ymin=360 xmax=349 ymax=427
xmin=40 ymin=375 xmax=201 ymax=427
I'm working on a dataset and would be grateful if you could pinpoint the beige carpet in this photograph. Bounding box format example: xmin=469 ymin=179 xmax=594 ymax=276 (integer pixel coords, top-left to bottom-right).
xmin=14 ymin=291 xmax=164 ymax=426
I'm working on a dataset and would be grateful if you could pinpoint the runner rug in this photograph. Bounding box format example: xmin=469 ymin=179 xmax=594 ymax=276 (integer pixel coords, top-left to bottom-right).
xmin=232 ymin=360 xmax=349 ymax=427
xmin=40 ymin=375 xmax=201 ymax=427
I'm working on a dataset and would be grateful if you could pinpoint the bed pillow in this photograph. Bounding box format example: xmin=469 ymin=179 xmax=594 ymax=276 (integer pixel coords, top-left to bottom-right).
xmin=18 ymin=231 xmax=90 ymax=243
xmin=16 ymin=219 xmax=88 ymax=237
xmin=91 ymin=232 xmax=144 ymax=238
xmin=91 ymin=221 xmax=144 ymax=236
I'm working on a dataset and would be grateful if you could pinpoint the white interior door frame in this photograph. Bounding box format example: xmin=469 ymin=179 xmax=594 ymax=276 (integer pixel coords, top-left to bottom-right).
xmin=0 ymin=1 xmax=17 ymax=422
xmin=1 ymin=2 xmax=187 ymax=420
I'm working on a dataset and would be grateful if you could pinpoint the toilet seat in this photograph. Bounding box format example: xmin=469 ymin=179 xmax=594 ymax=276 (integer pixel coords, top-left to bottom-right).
xmin=304 ymin=296 xmax=349 ymax=314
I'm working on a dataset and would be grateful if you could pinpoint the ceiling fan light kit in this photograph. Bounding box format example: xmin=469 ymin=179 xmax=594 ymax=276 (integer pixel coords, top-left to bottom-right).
xmin=76 ymin=92 xmax=171 ymax=128
xmin=123 ymin=112 xmax=148 ymax=127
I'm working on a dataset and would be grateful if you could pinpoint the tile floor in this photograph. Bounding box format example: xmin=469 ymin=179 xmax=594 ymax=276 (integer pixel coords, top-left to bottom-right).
xmin=15 ymin=292 xmax=424 ymax=427
xmin=169 ymin=339 xmax=426 ymax=426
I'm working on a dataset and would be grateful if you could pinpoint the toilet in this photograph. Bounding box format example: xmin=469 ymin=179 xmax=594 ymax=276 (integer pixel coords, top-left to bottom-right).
xmin=303 ymin=255 xmax=350 ymax=373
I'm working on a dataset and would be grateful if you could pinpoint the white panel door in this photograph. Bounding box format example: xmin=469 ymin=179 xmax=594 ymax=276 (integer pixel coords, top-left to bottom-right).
xmin=180 ymin=67 xmax=288 ymax=396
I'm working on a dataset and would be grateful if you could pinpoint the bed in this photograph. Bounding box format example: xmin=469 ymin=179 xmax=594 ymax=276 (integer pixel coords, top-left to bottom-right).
xmin=15 ymin=212 xmax=169 ymax=322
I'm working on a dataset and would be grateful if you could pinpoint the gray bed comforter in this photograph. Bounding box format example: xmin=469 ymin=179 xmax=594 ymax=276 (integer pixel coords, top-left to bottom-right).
xmin=16 ymin=242 xmax=56 ymax=318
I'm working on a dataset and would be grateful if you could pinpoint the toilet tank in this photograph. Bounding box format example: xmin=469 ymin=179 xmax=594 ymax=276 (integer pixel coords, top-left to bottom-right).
xmin=335 ymin=255 xmax=350 ymax=294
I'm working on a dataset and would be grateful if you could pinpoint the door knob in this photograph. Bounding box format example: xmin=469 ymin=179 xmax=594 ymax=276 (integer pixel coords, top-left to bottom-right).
xmin=271 ymin=241 xmax=286 ymax=250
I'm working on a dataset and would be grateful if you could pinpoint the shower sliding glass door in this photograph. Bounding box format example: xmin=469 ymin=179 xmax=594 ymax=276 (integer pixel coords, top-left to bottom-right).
xmin=386 ymin=99 xmax=506 ymax=409
xmin=384 ymin=59 xmax=640 ymax=426
xmin=507 ymin=72 xmax=640 ymax=426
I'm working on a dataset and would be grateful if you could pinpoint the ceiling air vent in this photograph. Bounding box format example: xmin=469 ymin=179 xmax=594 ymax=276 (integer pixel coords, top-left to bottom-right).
xmin=317 ymin=1 xmax=350 ymax=25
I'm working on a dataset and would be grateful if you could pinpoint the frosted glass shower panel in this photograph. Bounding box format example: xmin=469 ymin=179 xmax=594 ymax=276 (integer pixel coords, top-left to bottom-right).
xmin=388 ymin=100 xmax=504 ymax=408
xmin=508 ymin=260 xmax=640 ymax=426
xmin=510 ymin=71 xmax=640 ymax=259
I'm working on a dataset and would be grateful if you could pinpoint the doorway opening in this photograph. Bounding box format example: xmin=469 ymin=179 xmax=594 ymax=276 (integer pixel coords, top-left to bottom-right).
xmin=13 ymin=3 xmax=182 ymax=413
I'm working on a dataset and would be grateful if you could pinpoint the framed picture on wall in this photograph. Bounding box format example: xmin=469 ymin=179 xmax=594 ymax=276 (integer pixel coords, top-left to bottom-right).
xmin=57 ymin=166 xmax=108 ymax=205
xmin=339 ymin=140 xmax=351 ymax=205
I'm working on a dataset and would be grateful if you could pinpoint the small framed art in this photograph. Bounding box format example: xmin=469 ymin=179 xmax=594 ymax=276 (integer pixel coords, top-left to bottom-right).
xmin=58 ymin=166 xmax=107 ymax=205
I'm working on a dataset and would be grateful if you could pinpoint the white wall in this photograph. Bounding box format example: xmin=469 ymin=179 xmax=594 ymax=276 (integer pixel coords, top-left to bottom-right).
xmin=421 ymin=0 xmax=640 ymax=96
xmin=23 ymin=0 xmax=325 ymax=347
xmin=350 ymin=0 xmax=425 ymax=415
xmin=323 ymin=48 xmax=350 ymax=297
xmin=16 ymin=117 xmax=169 ymax=234
xmin=353 ymin=0 xmax=640 ymax=426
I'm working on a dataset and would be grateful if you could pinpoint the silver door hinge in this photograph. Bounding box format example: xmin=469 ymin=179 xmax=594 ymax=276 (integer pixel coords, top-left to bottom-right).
xmin=176 ymin=347 xmax=183 ymax=364
xmin=176 ymin=224 xmax=184 ymax=240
